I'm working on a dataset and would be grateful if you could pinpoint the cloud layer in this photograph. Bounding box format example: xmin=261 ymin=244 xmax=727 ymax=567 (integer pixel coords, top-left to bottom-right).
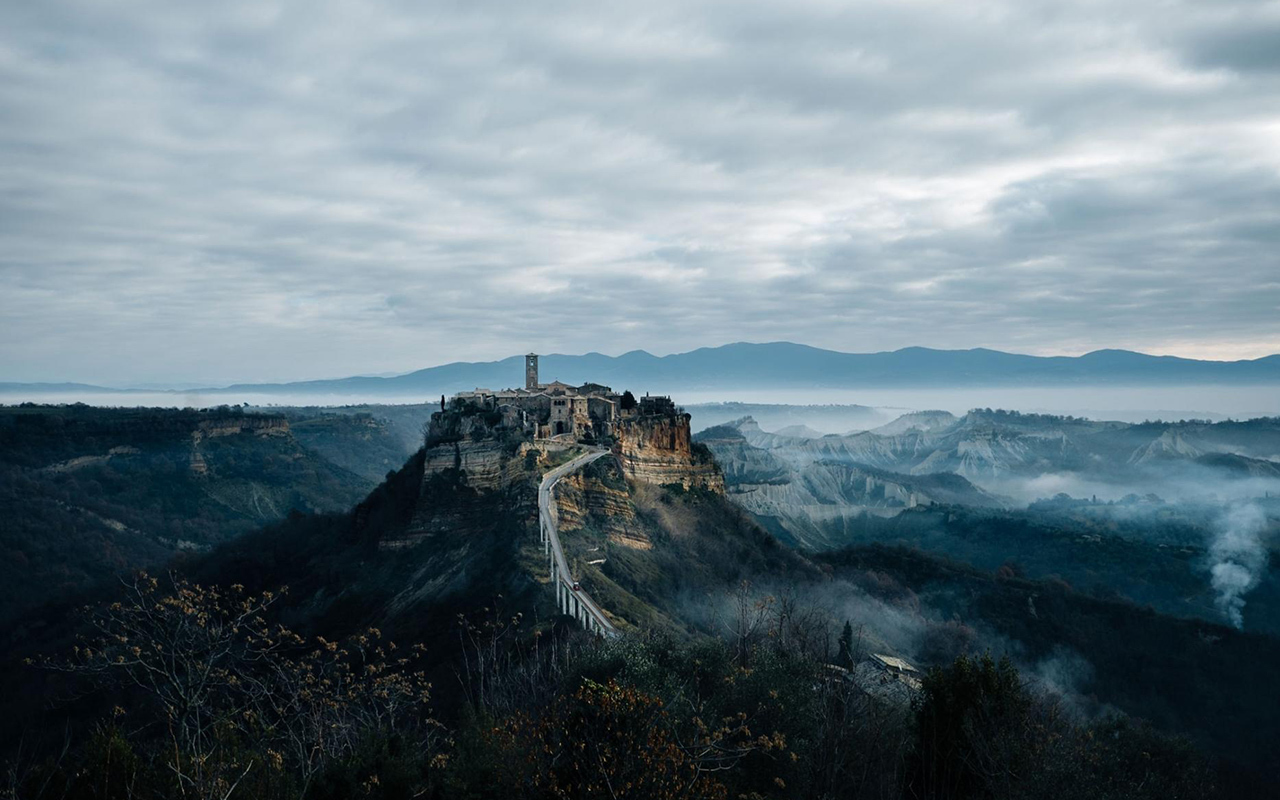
xmin=2 ymin=0 xmax=1279 ymax=384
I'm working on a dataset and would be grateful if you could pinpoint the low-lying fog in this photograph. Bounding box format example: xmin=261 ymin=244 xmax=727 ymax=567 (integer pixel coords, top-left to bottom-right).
xmin=680 ymin=384 xmax=1280 ymax=429
xmin=0 ymin=390 xmax=434 ymax=409
xmin=4 ymin=384 xmax=1278 ymax=426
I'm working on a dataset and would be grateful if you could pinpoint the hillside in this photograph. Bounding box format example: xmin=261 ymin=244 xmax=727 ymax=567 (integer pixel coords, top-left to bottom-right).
xmin=697 ymin=420 xmax=1004 ymax=548
xmin=16 ymin=432 xmax=1277 ymax=785
xmin=6 ymin=399 xmax=1280 ymax=795
xmin=706 ymin=411 xmax=1280 ymax=488
xmin=0 ymin=404 xmax=378 ymax=626
xmin=277 ymin=408 xmax=426 ymax=482
xmin=697 ymin=413 xmax=1280 ymax=635
xmin=818 ymin=544 xmax=1280 ymax=783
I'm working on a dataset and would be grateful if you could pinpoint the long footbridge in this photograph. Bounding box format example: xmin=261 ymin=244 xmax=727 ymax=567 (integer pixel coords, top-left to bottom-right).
xmin=537 ymin=448 xmax=617 ymax=636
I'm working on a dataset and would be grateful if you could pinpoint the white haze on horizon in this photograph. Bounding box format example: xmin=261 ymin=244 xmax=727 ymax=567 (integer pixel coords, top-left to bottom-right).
xmin=4 ymin=383 xmax=1279 ymax=426
xmin=675 ymin=385 xmax=1280 ymax=424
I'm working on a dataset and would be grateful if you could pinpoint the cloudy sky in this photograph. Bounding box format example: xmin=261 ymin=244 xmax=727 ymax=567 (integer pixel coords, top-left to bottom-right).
xmin=2 ymin=0 xmax=1279 ymax=385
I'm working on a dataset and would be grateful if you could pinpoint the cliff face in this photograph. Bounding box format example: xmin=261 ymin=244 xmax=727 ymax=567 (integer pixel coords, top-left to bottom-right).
xmin=388 ymin=408 xmax=569 ymax=549
xmin=420 ymin=439 xmax=535 ymax=493
xmin=388 ymin=439 xmax=538 ymax=550
xmin=417 ymin=408 xmax=534 ymax=492
xmin=554 ymin=462 xmax=651 ymax=550
xmin=193 ymin=415 xmax=290 ymax=443
xmin=387 ymin=405 xmax=724 ymax=551
xmin=614 ymin=413 xmax=724 ymax=492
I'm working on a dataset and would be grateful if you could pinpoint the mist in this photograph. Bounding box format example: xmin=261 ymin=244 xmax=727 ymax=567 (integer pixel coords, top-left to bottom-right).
xmin=679 ymin=385 xmax=1280 ymax=427
xmin=979 ymin=462 xmax=1280 ymax=509
xmin=5 ymin=382 xmax=1280 ymax=425
xmin=1208 ymin=504 xmax=1271 ymax=629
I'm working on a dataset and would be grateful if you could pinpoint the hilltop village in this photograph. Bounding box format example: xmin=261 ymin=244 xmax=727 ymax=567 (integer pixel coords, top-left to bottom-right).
xmin=395 ymin=354 xmax=722 ymax=549
xmin=448 ymin=353 xmax=675 ymax=440
xmin=421 ymin=352 xmax=722 ymax=490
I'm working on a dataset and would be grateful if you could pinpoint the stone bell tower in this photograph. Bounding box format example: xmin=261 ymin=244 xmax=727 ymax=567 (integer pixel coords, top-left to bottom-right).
xmin=525 ymin=353 xmax=539 ymax=390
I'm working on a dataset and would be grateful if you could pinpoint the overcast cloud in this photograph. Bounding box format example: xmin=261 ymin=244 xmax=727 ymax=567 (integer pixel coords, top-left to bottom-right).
xmin=2 ymin=0 xmax=1279 ymax=385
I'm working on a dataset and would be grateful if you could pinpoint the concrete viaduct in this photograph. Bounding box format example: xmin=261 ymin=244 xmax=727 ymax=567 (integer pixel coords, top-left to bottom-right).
xmin=537 ymin=448 xmax=617 ymax=636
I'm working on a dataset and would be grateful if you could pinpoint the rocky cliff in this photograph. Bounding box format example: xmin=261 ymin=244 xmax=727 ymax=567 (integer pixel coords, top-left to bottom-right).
xmin=387 ymin=407 xmax=573 ymax=549
xmin=389 ymin=442 xmax=539 ymax=550
xmin=697 ymin=419 xmax=1006 ymax=549
xmin=192 ymin=415 xmax=290 ymax=442
xmin=614 ymin=413 xmax=724 ymax=492
xmin=389 ymin=403 xmax=727 ymax=552
xmin=554 ymin=459 xmax=651 ymax=550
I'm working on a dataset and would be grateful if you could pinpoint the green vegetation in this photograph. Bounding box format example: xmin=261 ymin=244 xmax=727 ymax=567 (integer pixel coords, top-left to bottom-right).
xmin=286 ymin=412 xmax=413 ymax=482
xmin=906 ymin=653 xmax=1213 ymax=800
xmin=0 ymin=404 xmax=375 ymax=627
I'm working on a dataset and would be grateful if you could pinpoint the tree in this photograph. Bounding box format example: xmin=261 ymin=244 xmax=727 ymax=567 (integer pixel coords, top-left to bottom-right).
xmin=620 ymin=390 xmax=637 ymax=411
xmin=40 ymin=574 xmax=286 ymax=799
xmin=907 ymin=654 xmax=1033 ymax=800
xmin=38 ymin=573 xmax=445 ymax=800
xmin=466 ymin=674 xmax=788 ymax=800
xmin=836 ymin=621 xmax=855 ymax=670
xmin=720 ymin=581 xmax=772 ymax=669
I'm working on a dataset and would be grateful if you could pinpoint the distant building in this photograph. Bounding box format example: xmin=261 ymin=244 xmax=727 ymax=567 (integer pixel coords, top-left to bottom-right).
xmin=867 ymin=653 xmax=921 ymax=690
xmin=869 ymin=653 xmax=919 ymax=677
xmin=525 ymin=353 xmax=539 ymax=390
xmin=638 ymin=393 xmax=676 ymax=416
xmin=824 ymin=653 xmax=922 ymax=705
xmin=451 ymin=353 xmax=646 ymax=439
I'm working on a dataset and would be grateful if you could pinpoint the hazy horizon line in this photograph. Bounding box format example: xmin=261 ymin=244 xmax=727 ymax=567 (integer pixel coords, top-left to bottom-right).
xmin=5 ymin=340 xmax=1280 ymax=391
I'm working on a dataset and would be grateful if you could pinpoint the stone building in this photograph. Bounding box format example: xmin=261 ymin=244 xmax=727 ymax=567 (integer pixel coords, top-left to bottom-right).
xmin=453 ymin=356 xmax=626 ymax=439
xmin=638 ymin=393 xmax=677 ymax=416
xmin=525 ymin=353 xmax=539 ymax=390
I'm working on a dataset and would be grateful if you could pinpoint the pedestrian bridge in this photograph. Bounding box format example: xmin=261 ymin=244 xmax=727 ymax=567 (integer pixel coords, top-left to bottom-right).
xmin=537 ymin=448 xmax=617 ymax=636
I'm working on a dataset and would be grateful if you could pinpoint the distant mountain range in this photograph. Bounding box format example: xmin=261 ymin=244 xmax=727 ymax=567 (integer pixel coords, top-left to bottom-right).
xmin=5 ymin=342 xmax=1280 ymax=397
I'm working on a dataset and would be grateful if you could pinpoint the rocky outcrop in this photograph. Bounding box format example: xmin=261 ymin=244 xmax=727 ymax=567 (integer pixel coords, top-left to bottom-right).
xmin=387 ymin=401 xmax=724 ymax=551
xmin=388 ymin=407 xmax=584 ymax=549
xmin=721 ymin=459 xmax=1002 ymax=529
xmin=386 ymin=440 xmax=538 ymax=550
xmin=416 ymin=405 xmax=540 ymax=492
xmin=193 ymin=415 xmax=289 ymax=442
xmin=420 ymin=438 xmax=535 ymax=493
xmin=614 ymin=413 xmax=724 ymax=492
xmin=554 ymin=461 xmax=651 ymax=550
xmin=188 ymin=416 xmax=291 ymax=475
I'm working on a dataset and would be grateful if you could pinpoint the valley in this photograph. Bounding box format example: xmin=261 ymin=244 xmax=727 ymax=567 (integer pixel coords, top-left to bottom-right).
xmin=3 ymin=383 xmax=1279 ymax=798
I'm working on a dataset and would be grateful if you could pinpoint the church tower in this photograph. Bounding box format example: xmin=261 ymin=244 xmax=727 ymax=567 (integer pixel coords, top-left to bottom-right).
xmin=525 ymin=353 xmax=539 ymax=390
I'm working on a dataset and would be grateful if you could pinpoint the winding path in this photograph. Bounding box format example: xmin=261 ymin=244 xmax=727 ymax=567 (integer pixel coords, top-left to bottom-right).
xmin=538 ymin=448 xmax=617 ymax=636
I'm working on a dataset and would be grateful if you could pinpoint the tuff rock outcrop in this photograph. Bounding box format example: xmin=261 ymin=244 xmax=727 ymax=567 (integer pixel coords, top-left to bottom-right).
xmin=554 ymin=463 xmax=651 ymax=550
xmin=613 ymin=413 xmax=724 ymax=492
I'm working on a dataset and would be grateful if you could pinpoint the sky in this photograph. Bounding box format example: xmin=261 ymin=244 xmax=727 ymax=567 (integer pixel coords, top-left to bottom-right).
xmin=2 ymin=0 xmax=1279 ymax=386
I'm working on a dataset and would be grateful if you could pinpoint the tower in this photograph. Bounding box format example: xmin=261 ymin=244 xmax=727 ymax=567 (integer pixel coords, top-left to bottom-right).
xmin=525 ymin=353 xmax=539 ymax=390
